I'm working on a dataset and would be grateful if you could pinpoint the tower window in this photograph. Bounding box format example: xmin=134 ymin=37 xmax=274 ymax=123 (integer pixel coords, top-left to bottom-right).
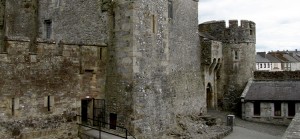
xmin=44 ymin=96 xmax=54 ymax=111
xmin=234 ymin=50 xmax=239 ymax=60
xmin=250 ymin=30 xmax=253 ymax=35
xmin=151 ymin=15 xmax=157 ymax=33
xmin=10 ymin=97 xmax=19 ymax=116
xmin=44 ymin=20 xmax=52 ymax=39
xmin=168 ymin=0 xmax=173 ymax=19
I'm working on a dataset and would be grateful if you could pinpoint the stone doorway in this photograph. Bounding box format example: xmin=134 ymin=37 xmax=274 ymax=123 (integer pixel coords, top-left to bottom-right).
xmin=206 ymin=83 xmax=214 ymax=109
xmin=81 ymin=98 xmax=93 ymax=124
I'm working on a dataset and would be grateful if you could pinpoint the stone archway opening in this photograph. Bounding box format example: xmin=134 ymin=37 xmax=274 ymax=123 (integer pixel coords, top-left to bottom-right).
xmin=206 ymin=83 xmax=213 ymax=109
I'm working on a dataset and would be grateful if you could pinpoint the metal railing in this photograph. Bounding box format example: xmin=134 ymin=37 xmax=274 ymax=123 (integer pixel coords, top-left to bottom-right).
xmin=77 ymin=115 xmax=136 ymax=139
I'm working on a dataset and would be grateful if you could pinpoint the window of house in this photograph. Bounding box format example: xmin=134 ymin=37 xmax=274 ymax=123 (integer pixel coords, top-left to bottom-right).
xmin=260 ymin=64 xmax=262 ymax=68
xmin=288 ymin=102 xmax=296 ymax=117
xmin=274 ymin=102 xmax=281 ymax=116
xmin=253 ymin=102 xmax=260 ymax=116
xmin=264 ymin=63 xmax=266 ymax=68
xmin=168 ymin=0 xmax=173 ymax=19
xmin=44 ymin=96 xmax=54 ymax=111
xmin=268 ymin=63 xmax=270 ymax=68
xmin=44 ymin=20 xmax=52 ymax=39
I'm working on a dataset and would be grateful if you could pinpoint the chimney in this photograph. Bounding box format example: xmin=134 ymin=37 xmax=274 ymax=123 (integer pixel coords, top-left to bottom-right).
xmin=257 ymin=52 xmax=266 ymax=58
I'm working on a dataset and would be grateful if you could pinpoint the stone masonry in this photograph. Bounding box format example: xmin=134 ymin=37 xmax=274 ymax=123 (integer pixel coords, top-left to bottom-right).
xmin=199 ymin=20 xmax=256 ymax=112
xmin=0 ymin=0 xmax=107 ymax=138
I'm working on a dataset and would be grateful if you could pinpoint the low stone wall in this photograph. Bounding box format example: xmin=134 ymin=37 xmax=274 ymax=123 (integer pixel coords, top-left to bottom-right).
xmin=254 ymin=71 xmax=300 ymax=80
xmin=283 ymin=113 xmax=300 ymax=139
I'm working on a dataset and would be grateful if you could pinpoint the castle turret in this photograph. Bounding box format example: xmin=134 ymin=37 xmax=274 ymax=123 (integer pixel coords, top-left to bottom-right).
xmin=199 ymin=20 xmax=256 ymax=111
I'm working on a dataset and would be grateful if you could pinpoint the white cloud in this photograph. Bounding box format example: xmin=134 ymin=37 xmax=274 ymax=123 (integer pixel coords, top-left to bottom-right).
xmin=198 ymin=0 xmax=300 ymax=52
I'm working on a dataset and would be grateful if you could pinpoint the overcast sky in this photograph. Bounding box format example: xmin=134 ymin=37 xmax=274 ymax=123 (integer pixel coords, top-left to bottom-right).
xmin=198 ymin=0 xmax=300 ymax=52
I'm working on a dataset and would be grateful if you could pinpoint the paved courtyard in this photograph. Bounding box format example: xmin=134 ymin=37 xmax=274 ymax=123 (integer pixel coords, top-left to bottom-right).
xmin=208 ymin=110 xmax=287 ymax=139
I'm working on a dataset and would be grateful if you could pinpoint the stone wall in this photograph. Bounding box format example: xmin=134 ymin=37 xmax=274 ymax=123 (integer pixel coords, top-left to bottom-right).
xmin=0 ymin=40 xmax=107 ymax=138
xmin=200 ymin=38 xmax=222 ymax=109
xmin=242 ymin=102 xmax=296 ymax=125
xmin=199 ymin=20 xmax=256 ymax=111
xmin=254 ymin=71 xmax=300 ymax=80
xmin=105 ymin=0 xmax=203 ymax=138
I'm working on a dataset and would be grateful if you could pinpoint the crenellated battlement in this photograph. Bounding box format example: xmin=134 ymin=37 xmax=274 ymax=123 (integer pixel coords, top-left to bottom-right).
xmin=199 ymin=20 xmax=256 ymax=44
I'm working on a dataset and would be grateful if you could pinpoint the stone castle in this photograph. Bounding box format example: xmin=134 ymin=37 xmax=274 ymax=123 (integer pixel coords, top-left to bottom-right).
xmin=0 ymin=0 xmax=255 ymax=138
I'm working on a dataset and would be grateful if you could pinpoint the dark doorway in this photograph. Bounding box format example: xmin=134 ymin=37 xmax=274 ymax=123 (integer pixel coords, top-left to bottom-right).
xmin=288 ymin=102 xmax=296 ymax=116
xmin=109 ymin=113 xmax=117 ymax=129
xmin=81 ymin=99 xmax=91 ymax=124
xmin=253 ymin=102 xmax=260 ymax=116
xmin=274 ymin=102 xmax=281 ymax=116
xmin=206 ymin=83 xmax=213 ymax=108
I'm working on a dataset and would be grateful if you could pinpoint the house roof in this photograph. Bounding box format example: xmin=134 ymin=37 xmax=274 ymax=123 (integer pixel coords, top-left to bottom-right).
xmin=282 ymin=54 xmax=299 ymax=62
xmin=266 ymin=54 xmax=281 ymax=63
xmin=256 ymin=54 xmax=270 ymax=63
xmin=242 ymin=80 xmax=300 ymax=101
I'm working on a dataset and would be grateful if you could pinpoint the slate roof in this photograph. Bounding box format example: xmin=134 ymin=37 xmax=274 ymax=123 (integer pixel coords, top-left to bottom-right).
xmin=283 ymin=54 xmax=299 ymax=62
xmin=243 ymin=80 xmax=300 ymax=101
xmin=266 ymin=54 xmax=281 ymax=63
xmin=256 ymin=54 xmax=270 ymax=63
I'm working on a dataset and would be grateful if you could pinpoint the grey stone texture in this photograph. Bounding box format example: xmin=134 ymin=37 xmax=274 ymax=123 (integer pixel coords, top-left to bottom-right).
xmin=105 ymin=0 xmax=204 ymax=138
xmin=0 ymin=0 xmax=108 ymax=138
xmin=200 ymin=38 xmax=222 ymax=110
xmin=283 ymin=113 xmax=300 ymax=139
xmin=199 ymin=20 xmax=256 ymax=111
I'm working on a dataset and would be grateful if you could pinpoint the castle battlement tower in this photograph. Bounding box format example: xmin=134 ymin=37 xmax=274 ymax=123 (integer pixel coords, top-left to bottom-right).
xmin=199 ymin=20 xmax=256 ymax=111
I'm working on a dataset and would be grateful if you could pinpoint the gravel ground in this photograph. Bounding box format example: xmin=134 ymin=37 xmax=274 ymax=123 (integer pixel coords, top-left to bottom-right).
xmin=207 ymin=110 xmax=288 ymax=137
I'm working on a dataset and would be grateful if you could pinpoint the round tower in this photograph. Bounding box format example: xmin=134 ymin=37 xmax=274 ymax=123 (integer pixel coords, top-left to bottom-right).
xmin=199 ymin=20 xmax=256 ymax=111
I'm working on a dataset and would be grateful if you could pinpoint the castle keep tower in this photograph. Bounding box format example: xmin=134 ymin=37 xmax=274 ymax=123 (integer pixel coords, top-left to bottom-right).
xmin=199 ymin=20 xmax=256 ymax=110
xmin=106 ymin=0 xmax=202 ymax=138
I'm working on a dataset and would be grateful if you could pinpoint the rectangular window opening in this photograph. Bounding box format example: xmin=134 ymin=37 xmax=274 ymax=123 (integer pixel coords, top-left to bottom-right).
xmin=151 ymin=15 xmax=156 ymax=33
xmin=288 ymin=102 xmax=295 ymax=117
xmin=250 ymin=30 xmax=253 ymax=35
xmin=253 ymin=102 xmax=260 ymax=116
xmin=12 ymin=98 xmax=15 ymax=116
xmin=168 ymin=0 xmax=173 ymax=19
xmin=99 ymin=48 xmax=102 ymax=60
xmin=274 ymin=102 xmax=281 ymax=116
xmin=44 ymin=96 xmax=54 ymax=111
xmin=44 ymin=20 xmax=52 ymax=39
xmin=234 ymin=50 xmax=239 ymax=60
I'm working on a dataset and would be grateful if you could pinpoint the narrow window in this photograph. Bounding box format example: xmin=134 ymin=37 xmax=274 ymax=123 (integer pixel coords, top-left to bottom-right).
xmin=288 ymin=102 xmax=296 ymax=117
xmin=99 ymin=48 xmax=102 ymax=60
xmin=274 ymin=102 xmax=281 ymax=116
xmin=168 ymin=0 xmax=173 ymax=19
xmin=12 ymin=98 xmax=14 ymax=116
xmin=44 ymin=20 xmax=52 ymax=39
xmin=253 ymin=102 xmax=260 ymax=116
xmin=151 ymin=15 xmax=156 ymax=33
xmin=234 ymin=50 xmax=239 ymax=60
xmin=44 ymin=96 xmax=54 ymax=111
xmin=250 ymin=30 xmax=253 ymax=35
xmin=260 ymin=64 xmax=262 ymax=68
xmin=11 ymin=97 xmax=19 ymax=116
xmin=268 ymin=63 xmax=270 ymax=68
xmin=264 ymin=63 xmax=266 ymax=68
